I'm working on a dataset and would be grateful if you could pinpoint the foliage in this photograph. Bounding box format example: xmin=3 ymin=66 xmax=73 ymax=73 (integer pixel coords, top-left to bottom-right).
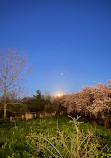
xmin=0 ymin=116 xmax=111 ymax=157
xmin=53 ymin=81 xmax=111 ymax=127
xmin=0 ymin=93 xmax=28 ymax=117
xmin=28 ymin=116 xmax=101 ymax=158
xmin=22 ymin=90 xmax=54 ymax=113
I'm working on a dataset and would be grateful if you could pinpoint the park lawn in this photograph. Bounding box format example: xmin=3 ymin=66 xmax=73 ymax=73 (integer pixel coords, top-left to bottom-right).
xmin=0 ymin=116 xmax=111 ymax=158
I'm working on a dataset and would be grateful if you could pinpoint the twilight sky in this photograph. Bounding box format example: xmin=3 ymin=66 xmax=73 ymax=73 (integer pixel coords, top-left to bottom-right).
xmin=0 ymin=0 xmax=111 ymax=96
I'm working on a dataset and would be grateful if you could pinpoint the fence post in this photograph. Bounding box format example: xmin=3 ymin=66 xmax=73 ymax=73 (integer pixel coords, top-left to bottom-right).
xmin=34 ymin=114 xmax=36 ymax=118
xmin=10 ymin=116 xmax=13 ymax=122
xmin=21 ymin=115 xmax=24 ymax=119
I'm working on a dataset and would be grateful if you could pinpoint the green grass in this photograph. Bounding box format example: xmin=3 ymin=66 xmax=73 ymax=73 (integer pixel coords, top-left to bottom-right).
xmin=0 ymin=116 xmax=111 ymax=158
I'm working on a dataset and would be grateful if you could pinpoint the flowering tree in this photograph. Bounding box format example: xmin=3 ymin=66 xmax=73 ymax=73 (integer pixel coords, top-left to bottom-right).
xmin=54 ymin=81 xmax=111 ymax=127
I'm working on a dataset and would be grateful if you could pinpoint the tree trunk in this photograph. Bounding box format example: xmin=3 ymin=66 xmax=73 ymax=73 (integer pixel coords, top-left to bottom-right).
xmin=104 ymin=116 xmax=110 ymax=128
xmin=4 ymin=84 xmax=7 ymax=119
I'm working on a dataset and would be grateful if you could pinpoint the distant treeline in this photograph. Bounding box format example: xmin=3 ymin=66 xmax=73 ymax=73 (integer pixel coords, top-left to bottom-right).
xmin=1 ymin=81 xmax=111 ymax=127
xmin=0 ymin=90 xmax=64 ymax=118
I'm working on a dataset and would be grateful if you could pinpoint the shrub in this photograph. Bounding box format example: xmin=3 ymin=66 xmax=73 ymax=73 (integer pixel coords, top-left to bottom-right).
xmin=27 ymin=116 xmax=101 ymax=158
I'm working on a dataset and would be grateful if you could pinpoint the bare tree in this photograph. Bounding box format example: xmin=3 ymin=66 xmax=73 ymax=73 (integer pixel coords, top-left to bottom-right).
xmin=0 ymin=48 xmax=31 ymax=118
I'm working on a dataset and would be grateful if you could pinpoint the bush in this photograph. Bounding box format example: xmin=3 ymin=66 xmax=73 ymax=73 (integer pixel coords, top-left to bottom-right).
xmin=27 ymin=116 xmax=101 ymax=158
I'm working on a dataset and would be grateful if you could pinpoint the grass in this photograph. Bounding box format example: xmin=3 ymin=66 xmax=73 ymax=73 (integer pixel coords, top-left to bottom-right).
xmin=0 ymin=116 xmax=111 ymax=157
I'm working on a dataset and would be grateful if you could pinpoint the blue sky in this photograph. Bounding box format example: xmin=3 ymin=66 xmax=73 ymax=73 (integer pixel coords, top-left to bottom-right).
xmin=0 ymin=0 xmax=111 ymax=96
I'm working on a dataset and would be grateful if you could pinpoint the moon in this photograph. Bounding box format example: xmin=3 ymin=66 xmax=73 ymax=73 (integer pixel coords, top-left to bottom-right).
xmin=56 ymin=93 xmax=62 ymax=97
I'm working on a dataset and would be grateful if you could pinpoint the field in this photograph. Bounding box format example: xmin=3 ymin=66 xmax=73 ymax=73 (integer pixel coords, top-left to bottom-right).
xmin=0 ymin=116 xmax=111 ymax=158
